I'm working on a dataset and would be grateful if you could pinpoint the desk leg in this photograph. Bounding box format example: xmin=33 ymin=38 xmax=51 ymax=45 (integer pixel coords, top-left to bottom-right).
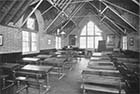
xmin=58 ymin=65 xmax=65 ymax=80
xmin=36 ymin=75 xmax=40 ymax=94
xmin=42 ymin=72 xmax=50 ymax=94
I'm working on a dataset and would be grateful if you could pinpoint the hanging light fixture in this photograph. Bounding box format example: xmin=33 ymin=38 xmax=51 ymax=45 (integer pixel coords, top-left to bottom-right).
xmin=57 ymin=28 xmax=60 ymax=35
xmin=60 ymin=31 xmax=66 ymax=35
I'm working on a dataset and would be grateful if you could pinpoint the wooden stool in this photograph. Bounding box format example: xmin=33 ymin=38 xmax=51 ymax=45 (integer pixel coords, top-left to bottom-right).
xmin=1 ymin=75 xmax=8 ymax=88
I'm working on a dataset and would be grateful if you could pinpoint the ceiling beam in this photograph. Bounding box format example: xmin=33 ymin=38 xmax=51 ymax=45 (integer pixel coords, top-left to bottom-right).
xmin=132 ymin=0 xmax=140 ymax=6
xmin=45 ymin=0 xmax=72 ymax=33
xmin=88 ymin=2 xmax=100 ymax=13
xmin=100 ymin=16 xmax=105 ymax=22
xmin=103 ymin=0 xmax=140 ymax=17
xmin=71 ymin=14 xmax=98 ymax=18
xmin=21 ymin=0 xmax=43 ymax=27
xmin=104 ymin=15 xmax=125 ymax=34
xmin=61 ymin=3 xmax=86 ymax=30
xmin=86 ymin=2 xmax=122 ymax=36
xmin=0 ymin=0 xmax=7 ymax=9
xmin=48 ymin=0 xmax=76 ymax=26
xmin=103 ymin=21 xmax=121 ymax=36
xmin=101 ymin=1 xmax=138 ymax=32
xmin=13 ymin=0 xmax=33 ymax=24
xmin=60 ymin=0 xmax=68 ymax=9
xmin=5 ymin=0 xmax=26 ymax=24
xmin=0 ymin=0 xmax=17 ymax=23
xmin=41 ymin=6 xmax=53 ymax=15
xmin=71 ymin=0 xmax=94 ymax=4
xmin=30 ymin=0 xmax=40 ymax=5
xmin=100 ymin=6 xmax=108 ymax=14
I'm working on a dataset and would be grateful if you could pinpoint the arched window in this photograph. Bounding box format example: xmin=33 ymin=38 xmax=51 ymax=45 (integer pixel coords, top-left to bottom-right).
xmin=80 ymin=21 xmax=103 ymax=50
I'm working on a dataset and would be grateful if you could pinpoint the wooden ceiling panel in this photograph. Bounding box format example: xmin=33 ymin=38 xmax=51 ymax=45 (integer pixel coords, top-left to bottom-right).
xmin=42 ymin=7 xmax=59 ymax=21
xmin=12 ymin=0 xmax=33 ymax=24
xmin=38 ymin=0 xmax=52 ymax=13
xmin=90 ymin=0 xmax=106 ymax=12
xmin=103 ymin=18 xmax=124 ymax=35
xmin=104 ymin=9 xmax=138 ymax=32
xmin=5 ymin=0 xmax=26 ymax=24
xmin=47 ymin=14 xmax=67 ymax=34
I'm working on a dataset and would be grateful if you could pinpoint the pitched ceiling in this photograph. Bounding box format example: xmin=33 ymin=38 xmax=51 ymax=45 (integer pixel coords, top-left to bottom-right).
xmin=0 ymin=0 xmax=139 ymax=36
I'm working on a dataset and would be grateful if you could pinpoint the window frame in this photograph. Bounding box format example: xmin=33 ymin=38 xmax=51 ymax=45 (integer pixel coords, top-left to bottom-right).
xmin=22 ymin=30 xmax=39 ymax=55
xmin=80 ymin=21 xmax=103 ymax=50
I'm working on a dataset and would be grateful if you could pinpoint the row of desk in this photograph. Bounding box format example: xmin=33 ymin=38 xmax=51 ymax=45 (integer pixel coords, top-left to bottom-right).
xmin=0 ymin=50 xmax=79 ymax=94
xmin=80 ymin=52 xmax=126 ymax=94
xmin=110 ymin=52 xmax=139 ymax=94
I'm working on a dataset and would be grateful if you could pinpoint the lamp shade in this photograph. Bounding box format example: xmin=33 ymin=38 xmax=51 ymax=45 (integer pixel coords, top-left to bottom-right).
xmin=60 ymin=31 xmax=65 ymax=35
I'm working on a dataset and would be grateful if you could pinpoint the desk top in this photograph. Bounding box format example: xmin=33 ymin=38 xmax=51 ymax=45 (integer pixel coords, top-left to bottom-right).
xmin=83 ymin=68 xmax=119 ymax=74
xmin=117 ymin=57 xmax=139 ymax=62
xmin=22 ymin=57 xmax=40 ymax=61
xmin=92 ymin=52 xmax=103 ymax=56
xmin=21 ymin=64 xmax=53 ymax=73
xmin=0 ymin=63 xmax=19 ymax=70
xmin=44 ymin=58 xmax=66 ymax=64
xmin=56 ymin=54 xmax=66 ymax=58
xmin=36 ymin=54 xmax=52 ymax=59
xmin=90 ymin=57 xmax=110 ymax=61
xmin=87 ymin=65 xmax=116 ymax=70
xmin=88 ymin=61 xmax=113 ymax=66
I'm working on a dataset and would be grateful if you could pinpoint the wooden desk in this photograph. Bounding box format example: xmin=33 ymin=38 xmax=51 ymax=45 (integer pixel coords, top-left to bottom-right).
xmin=117 ymin=57 xmax=139 ymax=63
xmin=87 ymin=64 xmax=116 ymax=70
xmin=22 ymin=64 xmax=53 ymax=72
xmin=0 ymin=63 xmax=19 ymax=70
xmin=43 ymin=58 xmax=66 ymax=79
xmin=82 ymin=68 xmax=120 ymax=77
xmin=21 ymin=64 xmax=53 ymax=94
xmin=82 ymin=74 xmax=122 ymax=87
xmin=44 ymin=58 xmax=66 ymax=67
xmin=36 ymin=55 xmax=52 ymax=60
xmin=56 ymin=54 xmax=66 ymax=58
xmin=22 ymin=57 xmax=40 ymax=65
xmin=22 ymin=57 xmax=40 ymax=62
xmin=88 ymin=60 xmax=114 ymax=66
xmin=90 ymin=57 xmax=110 ymax=61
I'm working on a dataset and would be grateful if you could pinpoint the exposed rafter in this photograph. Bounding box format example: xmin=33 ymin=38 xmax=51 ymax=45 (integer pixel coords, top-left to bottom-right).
xmin=100 ymin=6 xmax=108 ymax=14
xmin=21 ymin=0 xmax=43 ymax=27
xmin=103 ymin=0 xmax=140 ymax=17
xmin=5 ymin=0 xmax=27 ymax=24
xmin=13 ymin=0 xmax=33 ymax=24
xmin=71 ymin=0 xmax=94 ymax=4
xmin=88 ymin=1 xmax=126 ymax=35
xmin=103 ymin=21 xmax=121 ymax=36
xmin=88 ymin=2 xmax=99 ymax=12
xmin=101 ymin=1 xmax=138 ymax=32
xmin=100 ymin=16 xmax=105 ymax=22
xmin=61 ymin=3 xmax=86 ymax=30
xmin=0 ymin=0 xmax=7 ymax=10
xmin=0 ymin=0 xmax=17 ymax=23
xmin=104 ymin=15 xmax=125 ymax=34
xmin=47 ymin=0 xmax=77 ymax=27
xmin=41 ymin=6 xmax=53 ymax=15
xmin=71 ymin=14 xmax=98 ymax=18
xmin=45 ymin=0 xmax=72 ymax=33
xmin=132 ymin=0 xmax=140 ymax=6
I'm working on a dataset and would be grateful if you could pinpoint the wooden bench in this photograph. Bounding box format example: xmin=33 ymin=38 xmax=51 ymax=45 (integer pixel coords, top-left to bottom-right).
xmin=81 ymin=84 xmax=126 ymax=94
xmin=82 ymin=74 xmax=123 ymax=88
xmin=82 ymin=68 xmax=120 ymax=77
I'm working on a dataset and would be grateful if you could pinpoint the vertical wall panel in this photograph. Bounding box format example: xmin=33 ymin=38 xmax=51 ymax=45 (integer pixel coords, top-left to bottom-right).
xmin=0 ymin=25 xmax=22 ymax=54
